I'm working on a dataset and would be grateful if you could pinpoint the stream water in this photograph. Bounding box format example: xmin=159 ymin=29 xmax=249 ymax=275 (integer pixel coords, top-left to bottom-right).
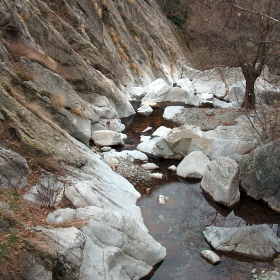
xmin=121 ymin=105 xmax=280 ymax=280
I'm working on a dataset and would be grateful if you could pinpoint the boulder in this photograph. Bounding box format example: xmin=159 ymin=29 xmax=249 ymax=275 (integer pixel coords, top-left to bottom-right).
xmin=163 ymin=106 xmax=184 ymax=120
xmin=177 ymin=151 xmax=210 ymax=179
xmin=201 ymin=157 xmax=240 ymax=207
xmin=203 ymin=224 xmax=280 ymax=260
xmin=102 ymin=149 xmax=148 ymax=164
xmin=137 ymin=104 xmax=153 ymax=116
xmin=92 ymin=130 xmax=124 ymax=146
xmin=137 ymin=137 xmax=162 ymax=155
xmin=239 ymin=140 xmax=280 ymax=213
xmin=203 ymin=116 xmax=259 ymax=159
xmin=152 ymin=126 xmax=171 ymax=137
xmin=47 ymin=208 xmax=76 ymax=223
xmin=187 ymin=137 xmax=213 ymax=157
xmin=213 ymin=98 xmax=233 ymax=109
xmin=0 ymin=146 xmax=30 ymax=189
xmin=152 ymin=125 xmax=203 ymax=159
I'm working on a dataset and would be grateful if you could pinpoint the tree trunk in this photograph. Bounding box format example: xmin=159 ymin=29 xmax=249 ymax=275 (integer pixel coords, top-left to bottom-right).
xmin=242 ymin=75 xmax=256 ymax=109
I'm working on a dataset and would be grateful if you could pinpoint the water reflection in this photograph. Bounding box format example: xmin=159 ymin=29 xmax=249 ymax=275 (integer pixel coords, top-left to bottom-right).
xmin=138 ymin=181 xmax=280 ymax=280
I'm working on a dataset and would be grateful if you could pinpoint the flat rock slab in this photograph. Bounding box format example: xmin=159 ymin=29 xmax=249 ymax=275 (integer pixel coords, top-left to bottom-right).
xmin=203 ymin=224 xmax=280 ymax=260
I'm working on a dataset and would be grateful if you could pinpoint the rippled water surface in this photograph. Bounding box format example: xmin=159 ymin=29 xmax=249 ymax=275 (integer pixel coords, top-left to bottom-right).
xmin=137 ymin=180 xmax=280 ymax=280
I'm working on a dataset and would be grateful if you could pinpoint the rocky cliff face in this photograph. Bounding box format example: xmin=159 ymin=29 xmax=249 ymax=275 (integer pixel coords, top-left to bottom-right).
xmin=0 ymin=0 xmax=188 ymax=279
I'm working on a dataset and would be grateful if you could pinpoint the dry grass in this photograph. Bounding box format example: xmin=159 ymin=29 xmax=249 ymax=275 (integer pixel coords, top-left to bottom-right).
xmin=97 ymin=8 xmax=102 ymax=18
xmin=27 ymin=102 xmax=53 ymax=121
xmin=101 ymin=0 xmax=108 ymax=9
xmin=123 ymin=44 xmax=130 ymax=52
xmin=133 ymin=36 xmax=140 ymax=43
xmin=70 ymin=107 xmax=87 ymax=119
xmin=4 ymin=42 xmax=58 ymax=72
xmin=118 ymin=48 xmax=124 ymax=55
xmin=21 ymin=13 xmax=29 ymax=22
xmin=150 ymin=60 xmax=159 ymax=68
xmin=50 ymin=94 xmax=66 ymax=109
xmin=126 ymin=0 xmax=134 ymax=4
xmin=146 ymin=50 xmax=153 ymax=58
xmin=120 ymin=53 xmax=129 ymax=61
xmin=130 ymin=62 xmax=137 ymax=70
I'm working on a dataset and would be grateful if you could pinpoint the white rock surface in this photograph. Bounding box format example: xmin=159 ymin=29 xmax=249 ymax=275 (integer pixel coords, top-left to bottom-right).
xmin=177 ymin=151 xmax=210 ymax=179
xmin=141 ymin=163 xmax=159 ymax=170
xmin=163 ymin=106 xmax=184 ymax=120
xmin=201 ymin=157 xmax=240 ymax=207
xmin=200 ymin=250 xmax=221 ymax=265
xmin=137 ymin=104 xmax=153 ymax=116
xmin=152 ymin=126 xmax=171 ymax=137
xmin=92 ymin=130 xmax=124 ymax=146
xmin=203 ymin=224 xmax=280 ymax=260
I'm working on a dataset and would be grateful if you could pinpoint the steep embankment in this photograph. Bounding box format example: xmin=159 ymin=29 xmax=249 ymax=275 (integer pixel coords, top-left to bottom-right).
xmin=0 ymin=0 xmax=188 ymax=279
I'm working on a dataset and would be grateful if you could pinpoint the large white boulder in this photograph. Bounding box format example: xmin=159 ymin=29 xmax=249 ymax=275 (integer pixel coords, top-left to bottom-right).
xmin=201 ymin=157 xmax=240 ymax=207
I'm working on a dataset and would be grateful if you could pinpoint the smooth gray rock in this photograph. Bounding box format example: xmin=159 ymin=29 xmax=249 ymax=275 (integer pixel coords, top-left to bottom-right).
xmin=0 ymin=146 xmax=30 ymax=189
xmin=200 ymin=250 xmax=221 ymax=265
xmin=177 ymin=151 xmax=210 ymax=179
xmin=152 ymin=125 xmax=203 ymax=159
xmin=47 ymin=208 xmax=76 ymax=223
xmin=203 ymin=116 xmax=259 ymax=159
xmin=213 ymin=98 xmax=233 ymax=109
xmin=201 ymin=157 xmax=240 ymax=207
xmin=187 ymin=137 xmax=213 ymax=157
xmin=137 ymin=104 xmax=153 ymax=116
xmin=203 ymin=224 xmax=280 ymax=260
xmin=240 ymin=140 xmax=280 ymax=213
xmin=92 ymin=130 xmax=124 ymax=146
xmin=163 ymin=106 xmax=184 ymax=120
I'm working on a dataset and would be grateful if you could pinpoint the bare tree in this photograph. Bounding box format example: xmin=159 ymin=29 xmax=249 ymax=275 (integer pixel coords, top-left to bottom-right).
xmin=183 ymin=0 xmax=280 ymax=109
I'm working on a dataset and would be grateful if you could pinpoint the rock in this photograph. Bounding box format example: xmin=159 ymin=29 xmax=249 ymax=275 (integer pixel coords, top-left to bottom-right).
xmin=273 ymin=257 xmax=280 ymax=269
xmin=101 ymin=118 xmax=125 ymax=133
xmin=152 ymin=125 xmax=203 ymax=159
xmin=22 ymin=253 xmax=52 ymax=280
xmin=47 ymin=208 xmax=76 ymax=223
xmin=103 ymin=150 xmax=148 ymax=164
xmin=163 ymin=106 xmax=184 ymax=120
xmin=0 ymin=146 xmax=30 ymax=189
xmin=177 ymin=151 xmax=210 ymax=179
xmin=128 ymin=87 xmax=147 ymax=100
xmin=187 ymin=137 xmax=213 ymax=157
xmin=224 ymin=81 xmax=246 ymax=104
xmin=137 ymin=104 xmax=153 ymax=116
xmin=203 ymin=224 xmax=280 ymax=260
xmin=142 ymin=79 xmax=199 ymax=105
xmin=203 ymin=116 xmax=259 ymax=159
xmin=168 ymin=165 xmax=177 ymax=171
xmin=141 ymin=163 xmax=159 ymax=170
xmin=142 ymin=126 xmax=153 ymax=133
xmin=137 ymin=137 xmax=162 ymax=155
xmin=150 ymin=173 xmax=163 ymax=179
xmin=239 ymin=140 xmax=280 ymax=212
xmin=200 ymin=250 xmax=221 ymax=265
xmin=92 ymin=130 xmax=124 ymax=146
xmin=152 ymin=126 xmax=171 ymax=137
xmin=213 ymin=98 xmax=233 ymax=109
xmin=157 ymin=195 xmax=170 ymax=205
xmin=201 ymin=157 xmax=240 ymax=207
xmin=140 ymin=135 xmax=151 ymax=142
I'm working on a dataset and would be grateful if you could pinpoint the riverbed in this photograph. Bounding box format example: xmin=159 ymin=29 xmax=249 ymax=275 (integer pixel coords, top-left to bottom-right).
xmin=120 ymin=106 xmax=280 ymax=280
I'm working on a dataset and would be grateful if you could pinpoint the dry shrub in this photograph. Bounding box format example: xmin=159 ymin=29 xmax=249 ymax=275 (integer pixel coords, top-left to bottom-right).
xmin=112 ymin=35 xmax=120 ymax=45
xmin=118 ymin=48 xmax=124 ymax=55
xmin=4 ymin=42 xmax=58 ymax=72
xmin=121 ymin=25 xmax=126 ymax=31
xmin=150 ymin=60 xmax=159 ymax=68
xmin=27 ymin=102 xmax=53 ymax=120
xmin=97 ymin=8 xmax=102 ymax=18
xmin=120 ymin=53 xmax=129 ymax=61
xmin=130 ymin=62 xmax=137 ymax=70
xmin=53 ymin=218 xmax=87 ymax=229
xmin=133 ymin=36 xmax=140 ymax=43
xmin=70 ymin=107 xmax=87 ymax=119
xmin=121 ymin=13 xmax=127 ymax=20
xmin=146 ymin=50 xmax=153 ymax=58
xmin=21 ymin=13 xmax=29 ymax=22
xmin=93 ymin=1 xmax=99 ymax=11
xmin=50 ymin=94 xmax=66 ymax=109
xmin=123 ymin=44 xmax=130 ymax=52
xmin=126 ymin=0 xmax=134 ymax=4
xmin=101 ymin=0 xmax=108 ymax=9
